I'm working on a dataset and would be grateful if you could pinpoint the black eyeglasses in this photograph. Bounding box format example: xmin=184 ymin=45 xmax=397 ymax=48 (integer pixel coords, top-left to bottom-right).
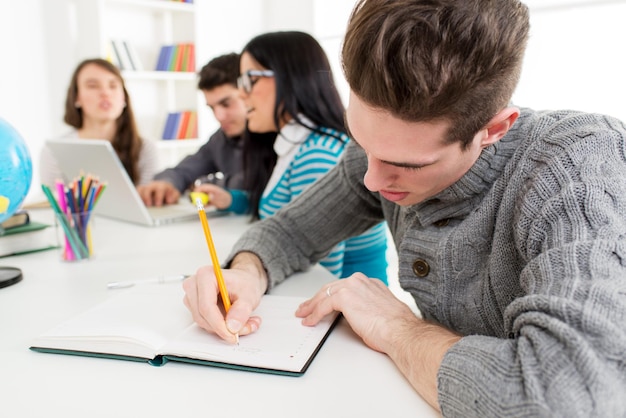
xmin=237 ymin=70 xmax=275 ymax=94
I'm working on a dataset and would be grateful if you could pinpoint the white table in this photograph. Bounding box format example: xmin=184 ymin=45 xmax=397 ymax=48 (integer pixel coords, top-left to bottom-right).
xmin=0 ymin=208 xmax=438 ymax=418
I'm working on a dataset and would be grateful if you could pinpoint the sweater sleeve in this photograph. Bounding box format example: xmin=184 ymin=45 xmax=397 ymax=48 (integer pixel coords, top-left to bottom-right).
xmin=437 ymin=114 xmax=626 ymax=417
xmin=225 ymin=141 xmax=385 ymax=288
xmin=227 ymin=189 xmax=250 ymax=215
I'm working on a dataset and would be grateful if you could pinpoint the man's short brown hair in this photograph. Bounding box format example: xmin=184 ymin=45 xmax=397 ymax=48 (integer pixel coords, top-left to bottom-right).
xmin=342 ymin=0 xmax=529 ymax=148
xmin=197 ymin=52 xmax=240 ymax=91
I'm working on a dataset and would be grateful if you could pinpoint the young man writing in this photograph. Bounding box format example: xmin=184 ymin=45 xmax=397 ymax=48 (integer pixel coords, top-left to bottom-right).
xmin=138 ymin=53 xmax=247 ymax=206
xmin=182 ymin=1 xmax=626 ymax=416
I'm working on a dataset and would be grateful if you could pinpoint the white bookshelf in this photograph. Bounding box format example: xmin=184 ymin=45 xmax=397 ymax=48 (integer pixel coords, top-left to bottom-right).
xmin=73 ymin=0 xmax=204 ymax=169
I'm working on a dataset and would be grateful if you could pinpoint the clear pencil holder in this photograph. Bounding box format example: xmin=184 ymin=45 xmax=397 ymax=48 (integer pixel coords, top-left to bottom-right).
xmin=54 ymin=211 xmax=95 ymax=261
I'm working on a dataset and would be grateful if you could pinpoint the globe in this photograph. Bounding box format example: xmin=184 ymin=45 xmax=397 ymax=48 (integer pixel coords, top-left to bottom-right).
xmin=0 ymin=118 xmax=32 ymax=226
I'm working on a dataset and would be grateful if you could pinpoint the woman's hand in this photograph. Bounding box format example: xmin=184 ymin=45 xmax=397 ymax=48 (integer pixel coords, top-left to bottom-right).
xmin=192 ymin=183 xmax=232 ymax=210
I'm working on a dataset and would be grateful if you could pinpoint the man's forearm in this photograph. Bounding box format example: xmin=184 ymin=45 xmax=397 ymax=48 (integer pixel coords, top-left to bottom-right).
xmin=386 ymin=316 xmax=461 ymax=411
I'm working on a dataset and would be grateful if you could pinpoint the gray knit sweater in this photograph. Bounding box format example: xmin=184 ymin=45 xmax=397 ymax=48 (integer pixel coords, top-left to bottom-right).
xmin=227 ymin=108 xmax=626 ymax=417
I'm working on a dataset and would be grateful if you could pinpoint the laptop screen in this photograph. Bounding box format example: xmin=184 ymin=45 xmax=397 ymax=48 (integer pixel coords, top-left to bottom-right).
xmin=46 ymin=139 xmax=201 ymax=226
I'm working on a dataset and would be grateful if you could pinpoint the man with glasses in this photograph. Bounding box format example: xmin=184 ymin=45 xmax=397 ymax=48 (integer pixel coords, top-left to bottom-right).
xmin=138 ymin=53 xmax=248 ymax=206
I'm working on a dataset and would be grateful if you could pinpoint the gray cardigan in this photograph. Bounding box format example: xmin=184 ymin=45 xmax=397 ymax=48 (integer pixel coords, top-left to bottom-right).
xmin=227 ymin=108 xmax=626 ymax=417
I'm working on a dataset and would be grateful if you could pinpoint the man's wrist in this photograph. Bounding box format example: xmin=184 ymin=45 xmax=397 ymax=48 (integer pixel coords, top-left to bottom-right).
xmin=231 ymin=251 xmax=269 ymax=293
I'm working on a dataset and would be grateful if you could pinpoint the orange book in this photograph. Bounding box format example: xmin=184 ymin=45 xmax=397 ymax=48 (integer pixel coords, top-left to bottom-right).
xmin=168 ymin=45 xmax=180 ymax=71
xmin=176 ymin=111 xmax=191 ymax=139
xmin=173 ymin=44 xmax=185 ymax=72
xmin=180 ymin=43 xmax=190 ymax=72
xmin=187 ymin=44 xmax=195 ymax=72
xmin=184 ymin=111 xmax=197 ymax=139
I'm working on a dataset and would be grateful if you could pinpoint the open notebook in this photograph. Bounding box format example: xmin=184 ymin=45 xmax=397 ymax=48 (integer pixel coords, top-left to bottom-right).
xmin=30 ymin=283 xmax=340 ymax=376
xmin=46 ymin=139 xmax=217 ymax=226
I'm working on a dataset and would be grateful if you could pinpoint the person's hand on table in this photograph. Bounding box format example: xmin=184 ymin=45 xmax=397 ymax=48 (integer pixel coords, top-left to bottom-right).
xmin=137 ymin=181 xmax=181 ymax=207
xmin=297 ymin=274 xmax=461 ymax=411
xmin=296 ymin=274 xmax=416 ymax=353
xmin=183 ymin=252 xmax=268 ymax=344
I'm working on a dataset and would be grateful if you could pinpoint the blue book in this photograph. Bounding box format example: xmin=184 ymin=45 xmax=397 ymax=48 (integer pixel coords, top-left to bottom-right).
xmin=162 ymin=112 xmax=180 ymax=140
xmin=156 ymin=45 xmax=173 ymax=71
xmin=162 ymin=45 xmax=175 ymax=71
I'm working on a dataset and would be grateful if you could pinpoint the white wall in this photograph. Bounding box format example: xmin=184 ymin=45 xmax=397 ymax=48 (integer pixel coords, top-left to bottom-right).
xmin=514 ymin=0 xmax=626 ymax=120
xmin=0 ymin=0 xmax=51 ymax=204
xmin=1 ymin=0 xmax=625 ymax=205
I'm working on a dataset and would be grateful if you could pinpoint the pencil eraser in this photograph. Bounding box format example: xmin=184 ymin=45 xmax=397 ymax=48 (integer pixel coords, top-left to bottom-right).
xmin=189 ymin=191 xmax=210 ymax=205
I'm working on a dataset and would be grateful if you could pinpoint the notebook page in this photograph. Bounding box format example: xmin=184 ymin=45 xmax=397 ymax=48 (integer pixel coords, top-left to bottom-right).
xmin=161 ymin=295 xmax=338 ymax=373
xmin=31 ymin=284 xmax=192 ymax=359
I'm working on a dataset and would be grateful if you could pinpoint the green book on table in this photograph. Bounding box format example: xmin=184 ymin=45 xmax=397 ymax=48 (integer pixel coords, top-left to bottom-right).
xmin=0 ymin=221 xmax=58 ymax=258
xmin=30 ymin=283 xmax=340 ymax=377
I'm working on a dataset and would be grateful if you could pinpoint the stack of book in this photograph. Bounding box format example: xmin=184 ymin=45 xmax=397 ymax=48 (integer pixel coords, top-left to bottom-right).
xmin=0 ymin=211 xmax=57 ymax=258
xmin=161 ymin=111 xmax=197 ymax=140
xmin=155 ymin=43 xmax=195 ymax=72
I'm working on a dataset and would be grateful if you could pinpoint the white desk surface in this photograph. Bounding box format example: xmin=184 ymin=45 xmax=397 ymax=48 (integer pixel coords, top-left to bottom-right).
xmin=0 ymin=208 xmax=438 ymax=418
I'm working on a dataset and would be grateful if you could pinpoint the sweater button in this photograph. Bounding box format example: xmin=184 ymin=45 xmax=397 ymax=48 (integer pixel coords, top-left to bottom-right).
xmin=412 ymin=259 xmax=430 ymax=277
xmin=434 ymin=218 xmax=450 ymax=227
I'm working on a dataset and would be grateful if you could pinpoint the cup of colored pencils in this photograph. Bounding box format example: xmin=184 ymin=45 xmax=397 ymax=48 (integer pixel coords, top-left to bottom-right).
xmin=41 ymin=176 xmax=106 ymax=261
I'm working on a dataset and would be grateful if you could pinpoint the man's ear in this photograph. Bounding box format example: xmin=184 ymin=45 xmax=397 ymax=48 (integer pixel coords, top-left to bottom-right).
xmin=481 ymin=106 xmax=520 ymax=147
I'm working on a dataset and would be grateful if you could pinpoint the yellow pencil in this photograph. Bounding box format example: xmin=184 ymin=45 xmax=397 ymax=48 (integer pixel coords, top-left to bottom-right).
xmin=195 ymin=198 xmax=238 ymax=343
xmin=196 ymin=198 xmax=231 ymax=310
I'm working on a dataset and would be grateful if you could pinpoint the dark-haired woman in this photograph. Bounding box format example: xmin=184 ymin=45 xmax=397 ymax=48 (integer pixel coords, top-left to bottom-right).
xmin=194 ymin=31 xmax=388 ymax=284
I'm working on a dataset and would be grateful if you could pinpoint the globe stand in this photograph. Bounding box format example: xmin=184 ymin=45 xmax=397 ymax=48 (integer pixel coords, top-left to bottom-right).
xmin=0 ymin=266 xmax=23 ymax=289
xmin=0 ymin=225 xmax=23 ymax=288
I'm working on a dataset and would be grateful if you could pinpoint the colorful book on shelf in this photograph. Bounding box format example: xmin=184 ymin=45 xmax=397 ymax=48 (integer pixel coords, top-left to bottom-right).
xmin=155 ymin=45 xmax=169 ymax=71
xmin=176 ymin=111 xmax=191 ymax=139
xmin=174 ymin=44 xmax=186 ymax=71
xmin=185 ymin=111 xmax=198 ymax=139
xmin=187 ymin=43 xmax=195 ymax=72
xmin=155 ymin=43 xmax=194 ymax=72
xmin=0 ymin=221 xmax=58 ymax=258
xmin=178 ymin=43 xmax=195 ymax=72
xmin=162 ymin=112 xmax=180 ymax=140
xmin=155 ymin=45 xmax=174 ymax=71
xmin=30 ymin=283 xmax=340 ymax=377
xmin=168 ymin=44 xmax=181 ymax=71
xmin=180 ymin=43 xmax=190 ymax=72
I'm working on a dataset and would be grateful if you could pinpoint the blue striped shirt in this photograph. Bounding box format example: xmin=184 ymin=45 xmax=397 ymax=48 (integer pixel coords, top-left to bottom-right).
xmin=258 ymin=124 xmax=388 ymax=284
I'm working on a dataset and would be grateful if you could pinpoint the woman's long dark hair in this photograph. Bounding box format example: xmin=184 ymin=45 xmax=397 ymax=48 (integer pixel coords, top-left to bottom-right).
xmin=241 ymin=31 xmax=346 ymax=219
xmin=243 ymin=131 xmax=278 ymax=220
xmin=64 ymin=58 xmax=143 ymax=184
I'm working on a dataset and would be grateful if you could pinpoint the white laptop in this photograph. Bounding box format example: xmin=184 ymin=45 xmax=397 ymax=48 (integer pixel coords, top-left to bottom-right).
xmin=46 ymin=139 xmax=218 ymax=227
